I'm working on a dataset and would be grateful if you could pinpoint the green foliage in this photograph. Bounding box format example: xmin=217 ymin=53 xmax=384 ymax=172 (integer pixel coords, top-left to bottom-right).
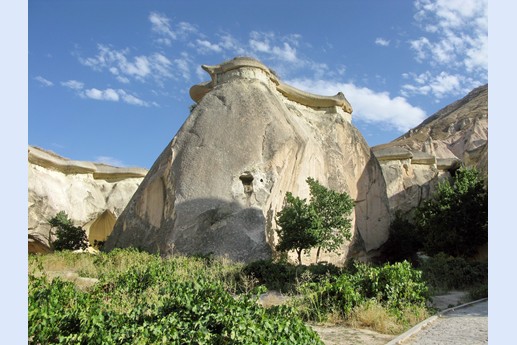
xmin=380 ymin=211 xmax=422 ymax=264
xmin=275 ymin=178 xmax=354 ymax=264
xmin=275 ymin=192 xmax=318 ymax=265
xmin=419 ymin=253 xmax=488 ymax=293
xmin=294 ymin=261 xmax=429 ymax=323
xmin=416 ymin=167 xmax=488 ymax=257
xmin=48 ymin=211 xmax=89 ymax=251
xmin=306 ymin=177 xmax=355 ymax=262
xmin=242 ymin=259 xmax=343 ymax=293
xmin=29 ymin=253 xmax=323 ymax=344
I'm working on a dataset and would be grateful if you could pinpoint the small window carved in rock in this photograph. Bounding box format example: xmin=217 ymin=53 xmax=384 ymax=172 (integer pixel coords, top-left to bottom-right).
xmin=239 ymin=172 xmax=254 ymax=194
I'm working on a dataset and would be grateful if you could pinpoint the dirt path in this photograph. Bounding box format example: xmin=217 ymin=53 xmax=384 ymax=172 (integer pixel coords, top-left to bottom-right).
xmin=309 ymin=324 xmax=395 ymax=345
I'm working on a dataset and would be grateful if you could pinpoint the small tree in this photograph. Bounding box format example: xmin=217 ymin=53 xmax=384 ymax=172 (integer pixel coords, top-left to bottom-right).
xmin=307 ymin=178 xmax=355 ymax=262
xmin=275 ymin=178 xmax=355 ymax=265
xmin=275 ymin=192 xmax=318 ymax=265
xmin=48 ymin=211 xmax=89 ymax=251
xmin=416 ymin=167 xmax=487 ymax=257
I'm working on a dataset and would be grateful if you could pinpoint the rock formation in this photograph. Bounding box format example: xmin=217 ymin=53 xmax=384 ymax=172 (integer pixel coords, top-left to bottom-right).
xmin=28 ymin=146 xmax=147 ymax=253
xmin=29 ymin=57 xmax=488 ymax=263
xmin=372 ymin=84 xmax=488 ymax=216
xmin=104 ymin=57 xmax=391 ymax=264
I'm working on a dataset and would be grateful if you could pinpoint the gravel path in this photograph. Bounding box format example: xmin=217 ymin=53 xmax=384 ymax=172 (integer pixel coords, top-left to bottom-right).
xmin=400 ymin=300 xmax=488 ymax=345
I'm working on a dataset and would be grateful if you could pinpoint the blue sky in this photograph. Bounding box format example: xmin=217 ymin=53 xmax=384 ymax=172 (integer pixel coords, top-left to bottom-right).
xmin=29 ymin=0 xmax=488 ymax=169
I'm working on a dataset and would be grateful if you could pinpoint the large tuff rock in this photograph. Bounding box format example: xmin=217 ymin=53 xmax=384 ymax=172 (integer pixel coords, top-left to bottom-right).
xmin=372 ymin=84 xmax=488 ymax=216
xmin=104 ymin=57 xmax=391 ymax=264
xmin=28 ymin=146 xmax=147 ymax=253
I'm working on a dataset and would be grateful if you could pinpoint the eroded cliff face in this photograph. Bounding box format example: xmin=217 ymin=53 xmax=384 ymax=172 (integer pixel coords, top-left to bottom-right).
xmin=28 ymin=146 xmax=147 ymax=253
xmin=104 ymin=57 xmax=391 ymax=264
xmin=372 ymin=84 xmax=488 ymax=216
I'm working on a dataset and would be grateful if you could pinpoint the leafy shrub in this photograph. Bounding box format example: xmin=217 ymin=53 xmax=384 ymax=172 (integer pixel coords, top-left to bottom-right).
xmin=419 ymin=252 xmax=488 ymax=292
xmin=293 ymin=261 xmax=429 ymax=322
xmin=468 ymin=284 xmax=488 ymax=301
xmin=242 ymin=259 xmax=342 ymax=293
xmin=416 ymin=167 xmax=487 ymax=257
xmin=379 ymin=211 xmax=422 ymax=264
xmin=48 ymin=211 xmax=88 ymax=251
xmin=29 ymin=255 xmax=323 ymax=344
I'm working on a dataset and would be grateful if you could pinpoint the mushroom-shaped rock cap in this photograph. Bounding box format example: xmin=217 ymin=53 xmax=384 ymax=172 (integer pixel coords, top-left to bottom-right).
xmin=189 ymin=57 xmax=353 ymax=113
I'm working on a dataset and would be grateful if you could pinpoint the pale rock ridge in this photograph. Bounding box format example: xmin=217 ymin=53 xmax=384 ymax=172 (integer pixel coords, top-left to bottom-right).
xmin=28 ymin=146 xmax=147 ymax=252
xmin=105 ymin=57 xmax=390 ymax=263
xmin=371 ymin=84 xmax=488 ymax=216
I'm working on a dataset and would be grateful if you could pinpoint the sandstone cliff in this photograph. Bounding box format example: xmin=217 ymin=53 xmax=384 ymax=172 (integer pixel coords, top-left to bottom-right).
xmin=28 ymin=146 xmax=147 ymax=253
xmin=104 ymin=57 xmax=391 ymax=264
xmin=372 ymin=84 xmax=488 ymax=215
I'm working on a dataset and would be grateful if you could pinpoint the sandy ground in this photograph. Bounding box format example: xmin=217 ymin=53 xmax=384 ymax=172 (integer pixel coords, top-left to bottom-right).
xmin=309 ymin=324 xmax=395 ymax=345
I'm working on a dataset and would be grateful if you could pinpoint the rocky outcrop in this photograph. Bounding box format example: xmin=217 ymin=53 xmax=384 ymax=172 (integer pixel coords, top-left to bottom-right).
xmin=28 ymin=146 xmax=147 ymax=253
xmin=372 ymin=84 xmax=488 ymax=216
xmin=104 ymin=57 xmax=391 ymax=264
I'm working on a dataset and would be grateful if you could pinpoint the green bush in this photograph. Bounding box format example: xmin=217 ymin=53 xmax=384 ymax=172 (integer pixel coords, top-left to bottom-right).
xmin=416 ymin=167 xmax=487 ymax=257
xmin=294 ymin=261 xmax=429 ymax=322
xmin=379 ymin=212 xmax=422 ymax=264
xmin=242 ymin=259 xmax=343 ymax=293
xmin=48 ymin=211 xmax=88 ymax=251
xmin=29 ymin=256 xmax=323 ymax=344
xmin=419 ymin=253 xmax=488 ymax=292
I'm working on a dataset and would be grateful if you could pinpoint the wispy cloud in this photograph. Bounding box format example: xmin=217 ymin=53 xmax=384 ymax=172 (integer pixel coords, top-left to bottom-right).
xmin=249 ymin=31 xmax=299 ymax=63
xmin=76 ymin=87 xmax=150 ymax=106
xmin=287 ymin=78 xmax=427 ymax=132
xmin=404 ymin=0 xmax=487 ymax=99
xmin=95 ymin=156 xmax=125 ymax=167
xmin=34 ymin=76 xmax=53 ymax=87
xmin=61 ymin=79 xmax=148 ymax=106
xmin=79 ymin=44 xmax=173 ymax=84
xmin=374 ymin=38 xmax=390 ymax=47
xmin=401 ymin=71 xmax=481 ymax=99
xmin=84 ymin=88 xmax=119 ymax=101
xmin=195 ymin=39 xmax=223 ymax=54
xmin=61 ymin=80 xmax=84 ymax=90
xmin=149 ymin=12 xmax=197 ymax=46
xmin=410 ymin=0 xmax=487 ymax=73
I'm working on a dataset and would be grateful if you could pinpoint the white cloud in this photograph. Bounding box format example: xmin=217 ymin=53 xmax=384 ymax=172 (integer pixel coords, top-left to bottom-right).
xmin=174 ymin=52 xmax=191 ymax=81
xmin=79 ymin=45 xmax=173 ymax=83
xmin=80 ymin=87 xmax=149 ymax=106
xmin=61 ymin=80 xmax=84 ymax=90
xmin=287 ymin=78 xmax=427 ymax=132
xmin=218 ymin=33 xmax=246 ymax=55
xmin=411 ymin=0 xmax=487 ymax=73
xmin=149 ymin=12 xmax=197 ymax=45
xmin=401 ymin=71 xmax=481 ymax=99
xmin=375 ymin=38 xmax=390 ymax=47
xmin=117 ymin=89 xmax=148 ymax=106
xmin=149 ymin=12 xmax=176 ymax=40
xmin=95 ymin=156 xmax=125 ymax=167
xmin=34 ymin=76 xmax=53 ymax=87
xmin=195 ymin=39 xmax=222 ymax=54
xmin=249 ymin=31 xmax=300 ymax=63
xmin=84 ymin=88 xmax=119 ymax=101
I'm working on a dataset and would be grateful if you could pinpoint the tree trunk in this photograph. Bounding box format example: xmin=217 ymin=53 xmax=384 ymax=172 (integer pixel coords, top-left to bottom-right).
xmin=297 ymin=249 xmax=302 ymax=265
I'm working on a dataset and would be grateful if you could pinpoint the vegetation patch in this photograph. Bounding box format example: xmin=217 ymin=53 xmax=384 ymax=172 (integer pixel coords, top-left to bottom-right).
xmin=29 ymin=250 xmax=323 ymax=344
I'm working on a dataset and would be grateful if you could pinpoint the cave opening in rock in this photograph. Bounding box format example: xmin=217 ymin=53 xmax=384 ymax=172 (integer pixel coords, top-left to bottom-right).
xmin=84 ymin=210 xmax=117 ymax=248
xmin=239 ymin=172 xmax=254 ymax=194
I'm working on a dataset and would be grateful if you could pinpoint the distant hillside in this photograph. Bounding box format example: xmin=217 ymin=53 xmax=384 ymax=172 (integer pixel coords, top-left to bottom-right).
xmin=373 ymin=84 xmax=488 ymax=177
